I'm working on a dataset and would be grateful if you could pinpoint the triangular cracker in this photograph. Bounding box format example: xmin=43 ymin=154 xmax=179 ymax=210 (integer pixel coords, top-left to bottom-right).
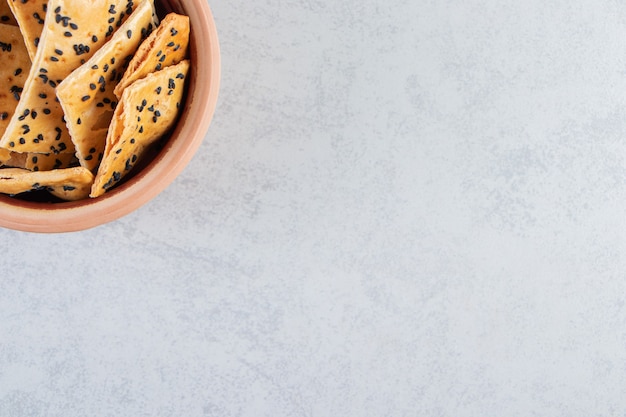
xmin=114 ymin=12 xmax=189 ymax=98
xmin=91 ymin=59 xmax=189 ymax=197
xmin=0 ymin=0 xmax=141 ymax=155
xmin=0 ymin=23 xmax=31 ymax=163
xmin=6 ymin=0 xmax=46 ymax=60
xmin=0 ymin=0 xmax=17 ymax=26
xmin=57 ymin=0 xmax=158 ymax=172
xmin=0 ymin=166 xmax=93 ymax=200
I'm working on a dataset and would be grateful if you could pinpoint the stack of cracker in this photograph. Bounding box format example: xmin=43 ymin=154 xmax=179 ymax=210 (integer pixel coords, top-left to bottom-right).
xmin=0 ymin=0 xmax=190 ymax=200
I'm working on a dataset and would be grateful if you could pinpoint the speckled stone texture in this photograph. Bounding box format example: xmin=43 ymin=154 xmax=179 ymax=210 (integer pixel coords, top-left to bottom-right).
xmin=2 ymin=0 xmax=626 ymax=415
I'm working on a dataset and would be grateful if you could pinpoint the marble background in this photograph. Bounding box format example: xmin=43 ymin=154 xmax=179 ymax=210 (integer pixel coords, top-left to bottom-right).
xmin=2 ymin=0 xmax=626 ymax=415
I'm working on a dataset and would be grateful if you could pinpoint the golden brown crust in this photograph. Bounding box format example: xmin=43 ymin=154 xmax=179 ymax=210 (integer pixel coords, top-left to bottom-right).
xmin=0 ymin=0 xmax=17 ymax=26
xmin=0 ymin=166 xmax=93 ymax=200
xmin=0 ymin=0 xmax=140 ymax=155
xmin=57 ymin=0 xmax=158 ymax=172
xmin=114 ymin=12 xmax=189 ymax=98
xmin=91 ymin=59 xmax=189 ymax=197
xmin=0 ymin=23 xmax=31 ymax=162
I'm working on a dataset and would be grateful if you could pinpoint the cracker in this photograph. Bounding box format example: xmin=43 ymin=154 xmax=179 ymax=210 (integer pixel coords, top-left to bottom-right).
xmin=91 ymin=59 xmax=189 ymax=197
xmin=0 ymin=0 xmax=140 ymax=155
xmin=57 ymin=0 xmax=158 ymax=172
xmin=6 ymin=0 xmax=47 ymax=61
xmin=114 ymin=12 xmax=189 ymax=98
xmin=0 ymin=166 xmax=93 ymax=200
xmin=0 ymin=23 xmax=31 ymax=162
xmin=0 ymin=0 xmax=17 ymax=26
xmin=2 ymin=151 xmax=75 ymax=170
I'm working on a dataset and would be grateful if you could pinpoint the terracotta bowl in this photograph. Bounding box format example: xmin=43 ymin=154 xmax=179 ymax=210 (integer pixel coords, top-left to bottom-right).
xmin=0 ymin=0 xmax=220 ymax=233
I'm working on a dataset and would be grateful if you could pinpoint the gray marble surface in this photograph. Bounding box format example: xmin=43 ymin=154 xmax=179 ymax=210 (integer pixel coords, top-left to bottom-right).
xmin=2 ymin=0 xmax=626 ymax=415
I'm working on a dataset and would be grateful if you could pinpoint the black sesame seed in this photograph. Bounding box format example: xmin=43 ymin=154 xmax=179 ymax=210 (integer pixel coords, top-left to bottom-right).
xmin=49 ymin=80 xmax=57 ymax=87
xmin=32 ymin=156 xmax=38 ymax=163
xmin=157 ymin=50 xmax=162 ymax=57
xmin=85 ymin=155 xmax=93 ymax=161
xmin=89 ymin=83 xmax=96 ymax=90
xmin=152 ymin=116 xmax=157 ymax=123
xmin=50 ymin=56 xmax=59 ymax=62
xmin=126 ymin=30 xmax=132 ymax=39
xmin=92 ymin=35 xmax=98 ymax=43
xmin=96 ymin=103 xmax=104 ymax=108
xmin=8 ymin=141 xmax=14 ymax=147
xmin=168 ymin=90 xmax=174 ymax=96
xmin=155 ymin=63 xmax=162 ymax=71
xmin=33 ymin=166 xmax=39 ymax=172
xmin=167 ymin=41 xmax=175 ymax=47
xmin=155 ymin=87 xmax=162 ymax=94
xmin=113 ymin=172 xmax=121 ymax=181
xmin=31 ymin=111 xmax=37 ymax=119
xmin=70 ymin=23 xmax=78 ymax=30
xmin=14 ymin=68 xmax=22 ymax=76
xmin=159 ymin=54 xmax=166 ymax=63
xmin=64 ymin=31 xmax=72 ymax=37
xmin=176 ymin=73 xmax=184 ymax=79
xmin=92 ymin=64 xmax=99 ymax=70
xmin=130 ymin=137 xmax=136 ymax=143
xmin=34 ymin=37 xmax=39 ymax=47
xmin=39 ymin=93 xmax=47 ymax=99
xmin=171 ymin=28 xmax=178 ymax=36
xmin=77 ymin=118 xmax=82 ymax=124
xmin=115 ymin=148 xmax=122 ymax=154
xmin=132 ymin=154 xmax=137 ymax=163
xmin=138 ymin=127 xmax=143 ymax=134
xmin=81 ymin=95 xmax=90 ymax=102
xmin=125 ymin=158 xmax=132 ymax=171
xmin=43 ymin=108 xmax=51 ymax=114
xmin=147 ymin=105 xmax=154 ymax=112
xmin=108 ymin=17 xmax=114 ymax=23
xmin=0 ymin=112 xmax=7 ymax=120
xmin=55 ymin=6 xmax=61 ymax=13
xmin=110 ymin=57 xmax=116 ymax=65
xmin=103 ymin=64 xmax=109 ymax=72
xmin=63 ymin=185 xmax=76 ymax=191
xmin=154 ymin=110 xmax=161 ymax=117
xmin=19 ymin=138 xmax=25 ymax=144
xmin=168 ymin=79 xmax=175 ymax=89
xmin=55 ymin=48 xmax=63 ymax=55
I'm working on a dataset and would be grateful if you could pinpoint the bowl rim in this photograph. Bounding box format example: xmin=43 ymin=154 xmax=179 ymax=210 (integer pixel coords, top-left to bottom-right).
xmin=0 ymin=0 xmax=221 ymax=233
